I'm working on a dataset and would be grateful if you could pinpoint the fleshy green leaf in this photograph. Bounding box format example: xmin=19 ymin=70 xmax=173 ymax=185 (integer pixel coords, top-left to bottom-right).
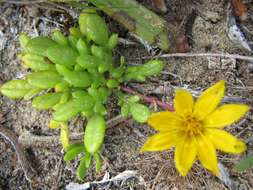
xmin=19 ymin=33 xmax=30 ymax=50
xmin=79 ymin=12 xmax=109 ymax=45
xmin=67 ymin=143 xmax=84 ymax=152
xmin=106 ymin=79 xmax=119 ymax=89
xmin=84 ymin=115 xmax=106 ymax=154
xmin=76 ymin=54 xmax=101 ymax=69
xmin=26 ymin=37 xmax=56 ymax=56
xmin=23 ymin=88 xmax=43 ymax=100
xmin=130 ymin=103 xmax=150 ymax=123
xmin=21 ymin=53 xmax=55 ymax=71
xmin=64 ymin=146 xmax=84 ymax=161
xmin=121 ymin=103 xmax=130 ymax=117
xmin=107 ymin=33 xmax=118 ymax=49
xmin=68 ymin=35 xmax=78 ymax=48
xmin=27 ymin=71 xmax=62 ymax=89
xmin=53 ymin=100 xmax=80 ymax=122
xmin=46 ymin=45 xmax=78 ymax=67
xmin=69 ymin=27 xmax=83 ymax=38
xmin=234 ymin=156 xmax=253 ymax=172
xmin=128 ymin=95 xmax=140 ymax=103
xmin=77 ymin=157 xmax=88 ymax=180
xmin=0 ymin=80 xmax=34 ymax=99
xmin=140 ymin=60 xmax=164 ymax=76
xmin=76 ymin=39 xmax=89 ymax=55
xmin=32 ymin=92 xmax=62 ymax=109
xmin=56 ymin=65 xmax=92 ymax=88
xmin=60 ymin=123 xmax=69 ymax=150
xmin=94 ymin=152 xmax=102 ymax=172
xmin=52 ymin=30 xmax=69 ymax=46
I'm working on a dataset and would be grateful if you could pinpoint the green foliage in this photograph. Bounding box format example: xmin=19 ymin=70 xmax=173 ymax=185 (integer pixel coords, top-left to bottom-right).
xmin=0 ymin=11 xmax=164 ymax=180
xmin=234 ymin=155 xmax=253 ymax=172
xmin=118 ymin=94 xmax=150 ymax=123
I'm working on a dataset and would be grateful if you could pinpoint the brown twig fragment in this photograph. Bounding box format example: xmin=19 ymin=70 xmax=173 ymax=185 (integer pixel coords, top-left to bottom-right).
xmin=121 ymin=86 xmax=174 ymax=111
xmin=151 ymin=0 xmax=167 ymax=13
xmin=142 ymin=52 xmax=253 ymax=62
xmin=230 ymin=0 xmax=248 ymax=21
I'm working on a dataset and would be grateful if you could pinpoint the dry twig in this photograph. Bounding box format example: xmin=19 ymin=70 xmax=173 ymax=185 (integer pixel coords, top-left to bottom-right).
xmin=142 ymin=53 xmax=253 ymax=62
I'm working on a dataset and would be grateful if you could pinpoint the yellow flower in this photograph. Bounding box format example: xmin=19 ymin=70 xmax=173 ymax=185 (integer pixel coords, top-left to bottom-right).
xmin=141 ymin=80 xmax=249 ymax=176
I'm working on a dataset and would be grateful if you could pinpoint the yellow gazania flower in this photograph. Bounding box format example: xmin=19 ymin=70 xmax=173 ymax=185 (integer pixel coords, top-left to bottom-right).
xmin=141 ymin=80 xmax=249 ymax=176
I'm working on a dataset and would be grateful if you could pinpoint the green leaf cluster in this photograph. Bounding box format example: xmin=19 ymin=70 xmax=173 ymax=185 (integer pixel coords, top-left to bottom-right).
xmin=0 ymin=10 xmax=164 ymax=180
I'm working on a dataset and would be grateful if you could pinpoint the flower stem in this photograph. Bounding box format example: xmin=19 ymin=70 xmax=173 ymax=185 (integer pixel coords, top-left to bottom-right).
xmin=121 ymin=86 xmax=174 ymax=111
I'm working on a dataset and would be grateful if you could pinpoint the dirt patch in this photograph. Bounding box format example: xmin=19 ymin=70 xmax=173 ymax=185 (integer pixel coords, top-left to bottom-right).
xmin=0 ymin=1 xmax=253 ymax=189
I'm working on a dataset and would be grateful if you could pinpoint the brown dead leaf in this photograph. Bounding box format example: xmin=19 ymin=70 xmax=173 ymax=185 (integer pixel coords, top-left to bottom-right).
xmin=231 ymin=0 xmax=248 ymax=21
xmin=151 ymin=0 xmax=167 ymax=13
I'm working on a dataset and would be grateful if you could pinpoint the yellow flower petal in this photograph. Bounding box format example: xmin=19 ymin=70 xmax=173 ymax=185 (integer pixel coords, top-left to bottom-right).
xmin=203 ymin=104 xmax=249 ymax=128
xmin=141 ymin=132 xmax=178 ymax=152
xmin=205 ymin=129 xmax=246 ymax=154
xmin=195 ymin=134 xmax=219 ymax=175
xmin=174 ymin=89 xmax=194 ymax=117
xmin=193 ymin=80 xmax=225 ymax=120
xmin=175 ymin=136 xmax=197 ymax=176
xmin=148 ymin=111 xmax=183 ymax=131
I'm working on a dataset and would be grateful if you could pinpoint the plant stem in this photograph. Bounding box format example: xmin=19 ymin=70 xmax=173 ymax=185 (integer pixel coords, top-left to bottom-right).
xmin=121 ymin=86 xmax=174 ymax=111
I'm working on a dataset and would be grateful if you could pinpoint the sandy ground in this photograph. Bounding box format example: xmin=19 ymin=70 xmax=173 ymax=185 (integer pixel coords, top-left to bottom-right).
xmin=0 ymin=0 xmax=253 ymax=189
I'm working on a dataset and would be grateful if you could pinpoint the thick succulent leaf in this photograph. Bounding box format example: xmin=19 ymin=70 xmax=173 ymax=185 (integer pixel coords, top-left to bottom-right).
xmin=106 ymin=79 xmax=119 ymax=88
xmin=64 ymin=146 xmax=85 ymax=161
xmin=64 ymin=71 xmax=92 ymax=88
xmin=32 ymin=92 xmax=62 ymax=109
xmin=94 ymin=102 xmax=107 ymax=115
xmin=26 ymin=37 xmax=56 ymax=56
xmin=0 ymin=80 xmax=34 ymax=99
xmin=54 ymin=81 xmax=69 ymax=92
xmin=69 ymin=27 xmax=83 ymax=38
xmin=46 ymin=45 xmax=78 ymax=67
xmin=130 ymin=103 xmax=150 ymax=123
xmin=94 ymin=152 xmax=102 ymax=172
xmin=19 ymin=33 xmax=30 ymax=50
xmin=234 ymin=156 xmax=253 ymax=171
xmin=52 ymin=30 xmax=69 ymax=46
xmin=60 ymin=123 xmax=69 ymax=150
xmin=76 ymin=39 xmax=89 ymax=55
xmin=107 ymin=33 xmax=118 ymax=49
xmin=21 ymin=53 xmax=55 ymax=71
xmin=68 ymin=35 xmax=78 ymax=48
xmin=84 ymin=115 xmax=106 ymax=154
xmin=77 ymin=157 xmax=88 ymax=180
xmin=79 ymin=12 xmax=109 ymax=45
xmin=23 ymin=88 xmax=43 ymax=100
xmin=76 ymin=54 xmax=101 ymax=69
xmin=110 ymin=67 xmax=125 ymax=79
xmin=53 ymin=100 xmax=80 ymax=121
xmin=67 ymin=142 xmax=84 ymax=152
xmin=140 ymin=60 xmax=164 ymax=76
xmin=56 ymin=64 xmax=92 ymax=88
xmin=121 ymin=103 xmax=130 ymax=117
xmin=27 ymin=71 xmax=62 ymax=89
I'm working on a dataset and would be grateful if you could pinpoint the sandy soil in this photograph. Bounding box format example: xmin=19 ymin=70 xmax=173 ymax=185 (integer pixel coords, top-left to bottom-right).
xmin=0 ymin=0 xmax=252 ymax=189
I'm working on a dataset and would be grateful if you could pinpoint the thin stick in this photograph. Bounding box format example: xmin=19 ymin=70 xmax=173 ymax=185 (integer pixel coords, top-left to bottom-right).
xmin=0 ymin=127 xmax=36 ymax=181
xmin=142 ymin=53 xmax=253 ymax=62
xmin=121 ymin=86 xmax=174 ymax=111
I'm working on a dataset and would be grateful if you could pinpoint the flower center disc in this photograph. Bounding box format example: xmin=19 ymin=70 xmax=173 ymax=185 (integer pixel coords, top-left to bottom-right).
xmin=184 ymin=117 xmax=203 ymax=135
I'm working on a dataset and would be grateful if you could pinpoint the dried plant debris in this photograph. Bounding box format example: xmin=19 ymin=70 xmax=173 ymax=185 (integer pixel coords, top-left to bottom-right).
xmin=230 ymin=0 xmax=248 ymax=21
xmin=65 ymin=170 xmax=143 ymax=190
xmin=151 ymin=0 xmax=167 ymax=13
xmin=227 ymin=3 xmax=252 ymax=51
